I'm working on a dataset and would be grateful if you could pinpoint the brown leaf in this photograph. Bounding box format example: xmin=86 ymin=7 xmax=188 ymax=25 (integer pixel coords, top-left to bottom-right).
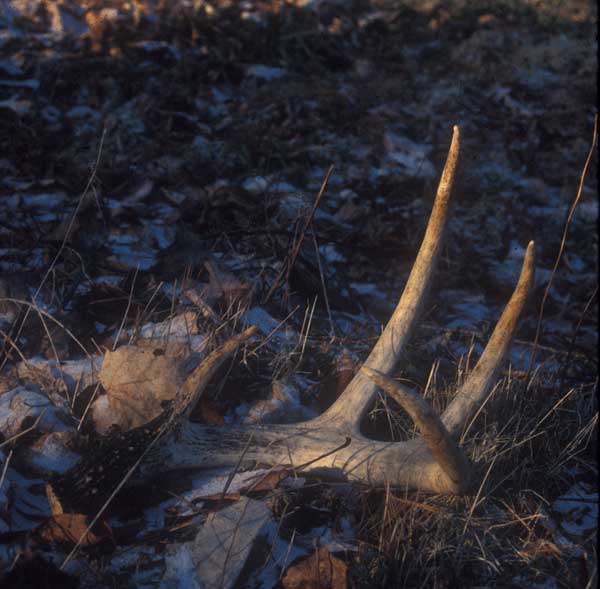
xmin=282 ymin=547 xmax=348 ymax=589
xmin=38 ymin=513 xmax=109 ymax=547
xmin=93 ymin=339 xmax=188 ymax=432
xmin=45 ymin=484 xmax=64 ymax=516
xmin=241 ymin=469 xmax=291 ymax=493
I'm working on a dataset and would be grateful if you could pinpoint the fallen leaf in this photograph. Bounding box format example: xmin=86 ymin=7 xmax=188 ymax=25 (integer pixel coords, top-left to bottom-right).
xmin=282 ymin=547 xmax=348 ymax=589
xmin=94 ymin=340 xmax=187 ymax=431
xmin=45 ymin=484 xmax=64 ymax=516
xmin=38 ymin=513 xmax=108 ymax=547
xmin=172 ymin=497 xmax=272 ymax=589
xmin=241 ymin=468 xmax=291 ymax=493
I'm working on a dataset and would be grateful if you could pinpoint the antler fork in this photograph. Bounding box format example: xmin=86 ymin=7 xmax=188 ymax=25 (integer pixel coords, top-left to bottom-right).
xmin=136 ymin=126 xmax=535 ymax=494
xmin=55 ymin=126 xmax=535 ymax=508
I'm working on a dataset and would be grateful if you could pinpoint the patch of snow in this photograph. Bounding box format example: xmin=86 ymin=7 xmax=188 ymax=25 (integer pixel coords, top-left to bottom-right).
xmin=163 ymin=543 xmax=203 ymax=589
xmin=350 ymin=282 xmax=384 ymax=297
xmin=552 ymin=482 xmax=598 ymax=540
xmin=74 ymin=274 xmax=122 ymax=296
xmin=442 ymin=291 xmax=491 ymax=328
xmin=0 ymin=78 xmax=39 ymax=89
xmin=306 ymin=524 xmax=358 ymax=553
xmin=108 ymin=545 xmax=157 ymax=569
xmin=576 ymin=200 xmax=598 ymax=221
xmin=66 ymin=105 xmax=100 ymax=120
xmin=134 ymin=313 xmax=206 ymax=353
xmin=0 ymin=95 xmax=30 ymax=114
xmin=511 ymin=574 xmax=558 ymax=589
xmin=107 ymin=231 xmax=158 ymax=270
xmin=243 ymin=306 xmax=298 ymax=343
xmin=319 ymin=244 xmax=345 ymax=263
xmin=383 ymin=131 xmax=436 ymax=179
xmin=20 ymin=355 xmax=102 ymax=393
xmin=4 ymin=469 xmax=51 ymax=531
xmin=26 ymin=432 xmax=80 ymax=474
xmin=246 ymin=64 xmax=287 ymax=81
xmin=251 ymin=519 xmax=307 ymax=589
xmin=0 ymin=386 xmax=72 ymax=439
xmin=243 ymin=175 xmax=268 ymax=194
xmin=0 ymin=58 xmax=22 ymax=75
xmin=269 ymin=181 xmax=298 ymax=193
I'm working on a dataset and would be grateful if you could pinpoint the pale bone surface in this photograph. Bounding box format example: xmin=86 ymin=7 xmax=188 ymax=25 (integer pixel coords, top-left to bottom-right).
xmin=130 ymin=125 xmax=536 ymax=495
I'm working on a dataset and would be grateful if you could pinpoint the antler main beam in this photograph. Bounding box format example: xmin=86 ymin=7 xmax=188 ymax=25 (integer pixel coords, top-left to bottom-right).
xmin=134 ymin=126 xmax=535 ymax=495
xmin=55 ymin=126 xmax=535 ymax=507
xmin=137 ymin=238 xmax=534 ymax=494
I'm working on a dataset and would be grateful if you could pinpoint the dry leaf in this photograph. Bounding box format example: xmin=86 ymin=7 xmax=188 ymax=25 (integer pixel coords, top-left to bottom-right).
xmin=94 ymin=341 xmax=186 ymax=431
xmin=46 ymin=484 xmax=64 ymax=516
xmin=164 ymin=498 xmax=270 ymax=587
xmin=241 ymin=469 xmax=291 ymax=493
xmin=38 ymin=513 xmax=108 ymax=547
xmin=282 ymin=547 xmax=348 ymax=589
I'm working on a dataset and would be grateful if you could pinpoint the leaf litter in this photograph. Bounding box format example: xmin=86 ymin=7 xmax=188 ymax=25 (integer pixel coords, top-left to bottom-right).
xmin=0 ymin=0 xmax=597 ymax=587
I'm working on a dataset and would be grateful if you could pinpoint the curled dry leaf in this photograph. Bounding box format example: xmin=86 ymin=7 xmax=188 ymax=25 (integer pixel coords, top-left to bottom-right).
xmin=282 ymin=547 xmax=348 ymax=589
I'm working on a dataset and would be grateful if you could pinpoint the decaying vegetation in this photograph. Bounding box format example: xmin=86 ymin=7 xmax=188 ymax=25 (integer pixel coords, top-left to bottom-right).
xmin=0 ymin=1 xmax=596 ymax=588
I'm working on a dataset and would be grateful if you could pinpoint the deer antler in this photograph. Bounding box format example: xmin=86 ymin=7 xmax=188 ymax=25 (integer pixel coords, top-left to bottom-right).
xmin=54 ymin=126 xmax=535 ymax=509
xmin=136 ymin=125 xmax=534 ymax=494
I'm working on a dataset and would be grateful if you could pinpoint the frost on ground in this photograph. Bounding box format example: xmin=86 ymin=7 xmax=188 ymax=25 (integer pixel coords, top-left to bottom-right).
xmin=0 ymin=0 xmax=596 ymax=587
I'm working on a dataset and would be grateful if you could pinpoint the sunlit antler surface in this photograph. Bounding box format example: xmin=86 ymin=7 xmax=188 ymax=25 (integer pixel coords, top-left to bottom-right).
xmin=55 ymin=126 xmax=535 ymax=509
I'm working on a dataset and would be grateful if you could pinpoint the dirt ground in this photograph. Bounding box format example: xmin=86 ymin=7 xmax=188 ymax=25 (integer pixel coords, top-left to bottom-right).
xmin=0 ymin=1 xmax=597 ymax=587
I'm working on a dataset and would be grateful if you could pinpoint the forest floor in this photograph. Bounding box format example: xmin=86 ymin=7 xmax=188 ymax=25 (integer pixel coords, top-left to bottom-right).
xmin=0 ymin=1 xmax=597 ymax=587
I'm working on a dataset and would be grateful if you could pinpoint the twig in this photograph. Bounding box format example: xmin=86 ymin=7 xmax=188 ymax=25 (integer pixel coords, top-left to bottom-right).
xmin=1 ymin=298 xmax=91 ymax=359
xmin=528 ymin=114 xmax=598 ymax=374
xmin=77 ymin=382 xmax=102 ymax=431
xmin=311 ymin=229 xmax=335 ymax=338
xmin=60 ymin=415 xmax=174 ymax=569
xmin=0 ymin=413 xmax=45 ymax=449
xmin=0 ymin=448 xmax=13 ymax=491
xmin=558 ymin=286 xmax=598 ymax=389
xmin=0 ymin=128 xmax=106 ymax=371
xmin=113 ymin=265 xmax=139 ymax=350
xmin=264 ymin=165 xmax=333 ymax=302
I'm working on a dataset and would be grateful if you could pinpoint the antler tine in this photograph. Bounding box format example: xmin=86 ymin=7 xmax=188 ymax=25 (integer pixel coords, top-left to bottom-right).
xmin=320 ymin=126 xmax=461 ymax=431
xmin=361 ymin=366 xmax=471 ymax=488
xmin=442 ymin=241 xmax=536 ymax=437
xmin=178 ymin=325 xmax=259 ymax=419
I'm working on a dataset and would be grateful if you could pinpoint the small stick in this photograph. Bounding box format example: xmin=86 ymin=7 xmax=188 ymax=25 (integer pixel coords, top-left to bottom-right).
xmin=528 ymin=114 xmax=597 ymax=374
xmin=264 ymin=165 xmax=333 ymax=302
xmin=311 ymin=229 xmax=335 ymax=338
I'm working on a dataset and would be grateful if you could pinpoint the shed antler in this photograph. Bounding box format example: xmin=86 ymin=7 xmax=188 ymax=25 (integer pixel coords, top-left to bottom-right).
xmin=56 ymin=126 xmax=535 ymax=508
xmin=134 ymin=126 xmax=535 ymax=495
